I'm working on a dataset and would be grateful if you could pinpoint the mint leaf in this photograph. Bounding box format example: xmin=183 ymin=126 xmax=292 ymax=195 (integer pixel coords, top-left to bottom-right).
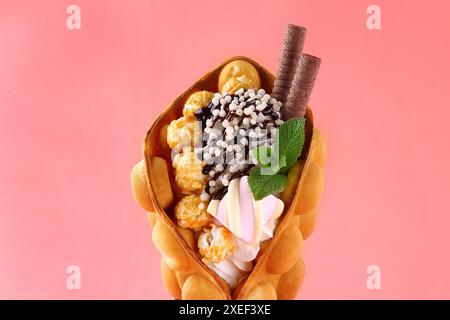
xmin=274 ymin=118 xmax=306 ymax=173
xmin=248 ymin=167 xmax=287 ymax=200
xmin=259 ymin=153 xmax=286 ymax=175
xmin=247 ymin=118 xmax=306 ymax=200
xmin=251 ymin=146 xmax=272 ymax=167
xmin=251 ymin=146 xmax=287 ymax=175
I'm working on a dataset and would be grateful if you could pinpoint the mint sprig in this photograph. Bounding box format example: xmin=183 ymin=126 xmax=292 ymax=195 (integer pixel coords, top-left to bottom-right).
xmin=248 ymin=118 xmax=306 ymax=200
xmin=250 ymin=145 xmax=287 ymax=174
xmin=276 ymin=118 xmax=306 ymax=173
xmin=248 ymin=168 xmax=287 ymax=201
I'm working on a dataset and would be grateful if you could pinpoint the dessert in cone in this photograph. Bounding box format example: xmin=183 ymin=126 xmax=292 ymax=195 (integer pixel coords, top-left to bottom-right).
xmin=130 ymin=25 xmax=326 ymax=300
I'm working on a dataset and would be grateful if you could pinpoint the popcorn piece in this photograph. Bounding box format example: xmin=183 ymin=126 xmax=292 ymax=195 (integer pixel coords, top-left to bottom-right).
xmin=175 ymin=195 xmax=211 ymax=231
xmin=167 ymin=116 xmax=198 ymax=149
xmin=218 ymin=60 xmax=261 ymax=92
xmin=172 ymin=150 xmax=207 ymax=194
xmin=221 ymin=75 xmax=258 ymax=95
xmin=198 ymin=223 xmax=235 ymax=263
xmin=183 ymin=91 xmax=214 ymax=117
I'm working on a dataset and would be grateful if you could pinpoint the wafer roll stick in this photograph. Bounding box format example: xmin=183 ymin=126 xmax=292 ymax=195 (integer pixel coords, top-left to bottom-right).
xmin=272 ymin=24 xmax=306 ymax=103
xmin=282 ymin=54 xmax=321 ymax=120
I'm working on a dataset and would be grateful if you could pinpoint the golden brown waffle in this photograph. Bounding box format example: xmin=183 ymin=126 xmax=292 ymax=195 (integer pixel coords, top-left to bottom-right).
xmin=130 ymin=57 xmax=326 ymax=300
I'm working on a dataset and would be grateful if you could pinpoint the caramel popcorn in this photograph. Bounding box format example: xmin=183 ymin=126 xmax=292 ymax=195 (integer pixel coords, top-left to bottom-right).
xmin=175 ymin=195 xmax=211 ymax=231
xmin=183 ymin=91 xmax=214 ymax=117
xmin=166 ymin=116 xmax=199 ymax=149
xmin=172 ymin=150 xmax=207 ymax=194
xmin=198 ymin=223 xmax=235 ymax=263
xmin=221 ymin=75 xmax=258 ymax=94
xmin=218 ymin=60 xmax=261 ymax=92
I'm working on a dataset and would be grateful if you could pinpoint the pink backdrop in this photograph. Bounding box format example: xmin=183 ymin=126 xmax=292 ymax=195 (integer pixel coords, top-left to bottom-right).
xmin=1 ymin=0 xmax=449 ymax=299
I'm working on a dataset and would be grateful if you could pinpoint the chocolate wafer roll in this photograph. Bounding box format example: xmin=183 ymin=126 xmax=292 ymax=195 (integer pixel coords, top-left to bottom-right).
xmin=272 ymin=24 xmax=306 ymax=103
xmin=282 ymin=54 xmax=321 ymax=120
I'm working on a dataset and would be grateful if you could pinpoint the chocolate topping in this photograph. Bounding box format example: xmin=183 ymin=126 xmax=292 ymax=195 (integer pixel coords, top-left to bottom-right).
xmin=196 ymin=89 xmax=283 ymax=200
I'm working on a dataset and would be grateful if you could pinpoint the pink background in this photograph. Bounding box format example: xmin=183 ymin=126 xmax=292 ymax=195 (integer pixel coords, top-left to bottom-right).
xmin=1 ymin=0 xmax=450 ymax=299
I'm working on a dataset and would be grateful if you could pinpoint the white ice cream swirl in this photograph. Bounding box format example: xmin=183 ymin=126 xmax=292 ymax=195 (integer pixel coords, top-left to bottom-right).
xmin=206 ymin=176 xmax=284 ymax=288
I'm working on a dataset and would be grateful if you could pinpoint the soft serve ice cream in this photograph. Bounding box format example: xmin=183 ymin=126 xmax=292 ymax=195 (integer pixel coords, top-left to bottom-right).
xmin=208 ymin=176 xmax=284 ymax=244
xmin=206 ymin=176 xmax=284 ymax=287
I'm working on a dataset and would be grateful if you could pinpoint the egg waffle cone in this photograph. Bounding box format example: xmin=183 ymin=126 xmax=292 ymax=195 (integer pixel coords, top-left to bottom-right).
xmin=130 ymin=56 xmax=326 ymax=300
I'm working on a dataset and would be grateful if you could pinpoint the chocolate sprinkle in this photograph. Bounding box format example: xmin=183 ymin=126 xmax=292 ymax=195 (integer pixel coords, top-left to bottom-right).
xmin=196 ymin=89 xmax=283 ymax=200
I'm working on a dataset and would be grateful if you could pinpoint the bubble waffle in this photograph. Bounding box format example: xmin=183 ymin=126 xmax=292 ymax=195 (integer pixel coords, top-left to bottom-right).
xmin=130 ymin=56 xmax=326 ymax=299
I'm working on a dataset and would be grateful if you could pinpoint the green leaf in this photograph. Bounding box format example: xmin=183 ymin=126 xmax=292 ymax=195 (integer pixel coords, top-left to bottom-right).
xmin=274 ymin=118 xmax=306 ymax=173
xmin=259 ymin=154 xmax=286 ymax=175
xmin=251 ymin=146 xmax=287 ymax=175
xmin=247 ymin=118 xmax=306 ymax=199
xmin=251 ymin=146 xmax=272 ymax=167
xmin=248 ymin=167 xmax=288 ymax=200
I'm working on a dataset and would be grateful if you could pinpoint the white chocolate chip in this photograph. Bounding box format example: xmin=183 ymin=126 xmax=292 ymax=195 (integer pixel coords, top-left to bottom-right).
xmin=225 ymin=134 xmax=234 ymax=141
xmin=257 ymin=112 xmax=266 ymax=123
xmin=256 ymin=102 xmax=267 ymax=111
xmin=244 ymin=106 xmax=255 ymax=115
xmin=200 ymin=192 xmax=210 ymax=202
